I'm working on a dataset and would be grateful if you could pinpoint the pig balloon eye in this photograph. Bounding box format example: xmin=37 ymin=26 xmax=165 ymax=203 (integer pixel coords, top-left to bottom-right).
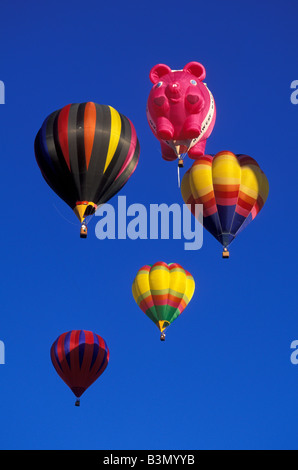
xmin=155 ymin=81 xmax=163 ymax=88
xmin=190 ymin=79 xmax=197 ymax=86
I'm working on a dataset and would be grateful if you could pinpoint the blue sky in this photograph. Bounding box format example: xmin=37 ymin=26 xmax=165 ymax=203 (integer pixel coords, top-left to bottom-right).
xmin=0 ymin=0 xmax=297 ymax=450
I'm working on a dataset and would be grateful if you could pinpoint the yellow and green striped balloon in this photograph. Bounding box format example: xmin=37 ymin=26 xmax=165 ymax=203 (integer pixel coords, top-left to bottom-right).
xmin=132 ymin=262 xmax=195 ymax=340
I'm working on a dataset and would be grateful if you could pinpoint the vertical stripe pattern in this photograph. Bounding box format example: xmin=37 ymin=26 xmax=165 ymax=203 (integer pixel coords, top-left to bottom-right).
xmin=35 ymin=102 xmax=140 ymax=222
xmin=132 ymin=262 xmax=195 ymax=333
xmin=50 ymin=330 xmax=109 ymax=399
xmin=181 ymin=151 xmax=269 ymax=249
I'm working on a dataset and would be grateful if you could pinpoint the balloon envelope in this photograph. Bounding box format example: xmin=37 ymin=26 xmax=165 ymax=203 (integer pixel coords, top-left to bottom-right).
xmin=50 ymin=330 xmax=109 ymax=401
xmin=181 ymin=151 xmax=269 ymax=253
xmin=132 ymin=262 xmax=195 ymax=335
xmin=35 ymin=102 xmax=140 ymax=225
xmin=146 ymin=62 xmax=216 ymax=163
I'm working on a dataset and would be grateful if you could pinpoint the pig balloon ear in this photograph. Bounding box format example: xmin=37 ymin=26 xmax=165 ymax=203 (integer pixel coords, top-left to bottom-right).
xmin=149 ymin=64 xmax=172 ymax=84
xmin=183 ymin=62 xmax=206 ymax=81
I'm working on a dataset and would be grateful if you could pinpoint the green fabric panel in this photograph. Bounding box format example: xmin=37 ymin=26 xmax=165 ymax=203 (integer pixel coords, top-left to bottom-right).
xmin=146 ymin=305 xmax=178 ymax=325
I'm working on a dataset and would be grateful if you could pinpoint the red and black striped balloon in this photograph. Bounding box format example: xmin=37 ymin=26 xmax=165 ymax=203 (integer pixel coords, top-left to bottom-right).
xmin=50 ymin=330 xmax=109 ymax=402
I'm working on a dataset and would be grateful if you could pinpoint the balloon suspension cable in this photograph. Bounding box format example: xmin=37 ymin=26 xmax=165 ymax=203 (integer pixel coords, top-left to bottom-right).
xmin=177 ymin=153 xmax=186 ymax=188
xmin=79 ymin=206 xmax=99 ymax=238
xmin=53 ymin=203 xmax=79 ymax=226
xmin=83 ymin=205 xmax=99 ymax=227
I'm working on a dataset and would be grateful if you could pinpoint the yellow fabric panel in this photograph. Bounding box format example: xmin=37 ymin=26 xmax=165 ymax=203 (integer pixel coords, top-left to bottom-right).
xmin=240 ymin=163 xmax=260 ymax=200
xmin=158 ymin=320 xmax=170 ymax=332
xmin=240 ymin=161 xmax=269 ymax=204
xmin=73 ymin=205 xmax=86 ymax=223
xmin=132 ymin=270 xmax=150 ymax=304
xmin=180 ymin=168 xmax=192 ymax=202
xmin=103 ymin=106 xmax=122 ymax=173
xmin=185 ymin=276 xmax=195 ymax=303
xmin=212 ymin=151 xmax=241 ymax=185
xmin=131 ymin=279 xmax=139 ymax=304
xmin=190 ymin=161 xmax=214 ymax=198
xmin=73 ymin=202 xmax=97 ymax=223
xmin=256 ymin=168 xmax=269 ymax=203
xmin=149 ymin=264 xmax=170 ymax=292
xmin=169 ymin=269 xmax=186 ymax=297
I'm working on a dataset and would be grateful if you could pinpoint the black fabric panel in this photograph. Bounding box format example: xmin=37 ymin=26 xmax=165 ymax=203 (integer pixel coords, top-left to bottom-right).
xmin=76 ymin=103 xmax=88 ymax=198
xmin=35 ymin=103 xmax=140 ymax=213
xmin=67 ymin=103 xmax=82 ymax=201
xmin=35 ymin=110 xmax=77 ymax=208
xmin=85 ymin=104 xmax=111 ymax=203
xmin=99 ymin=138 xmax=140 ymax=205
xmin=93 ymin=113 xmax=132 ymax=204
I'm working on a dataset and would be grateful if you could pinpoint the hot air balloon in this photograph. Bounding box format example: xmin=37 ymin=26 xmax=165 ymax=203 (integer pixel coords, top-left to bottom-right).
xmin=35 ymin=102 xmax=140 ymax=238
xmin=132 ymin=262 xmax=195 ymax=341
xmin=181 ymin=151 xmax=269 ymax=258
xmin=146 ymin=62 xmax=216 ymax=169
xmin=50 ymin=330 xmax=109 ymax=406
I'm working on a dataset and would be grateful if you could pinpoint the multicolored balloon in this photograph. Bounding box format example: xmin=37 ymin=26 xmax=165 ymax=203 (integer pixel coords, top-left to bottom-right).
xmin=146 ymin=62 xmax=216 ymax=167
xmin=35 ymin=102 xmax=140 ymax=237
xmin=132 ymin=262 xmax=195 ymax=340
xmin=181 ymin=151 xmax=269 ymax=257
xmin=50 ymin=330 xmax=109 ymax=406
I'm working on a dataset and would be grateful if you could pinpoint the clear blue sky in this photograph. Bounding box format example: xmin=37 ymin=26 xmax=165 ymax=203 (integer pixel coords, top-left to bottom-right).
xmin=0 ymin=0 xmax=297 ymax=450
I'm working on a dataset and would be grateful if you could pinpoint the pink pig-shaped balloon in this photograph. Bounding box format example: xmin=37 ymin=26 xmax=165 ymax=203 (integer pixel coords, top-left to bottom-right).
xmin=146 ymin=62 xmax=216 ymax=163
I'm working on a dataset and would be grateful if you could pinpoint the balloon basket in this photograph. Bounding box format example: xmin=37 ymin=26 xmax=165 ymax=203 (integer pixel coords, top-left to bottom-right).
xmin=80 ymin=224 xmax=87 ymax=239
xmin=178 ymin=158 xmax=184 ymax=168
xmin=222 ymin=249 xmax=229 ymax=259
xmin=160 ymin=333 xmax=166 ymax=341
xmin=75 ymin=399 xmax=80 ymax=407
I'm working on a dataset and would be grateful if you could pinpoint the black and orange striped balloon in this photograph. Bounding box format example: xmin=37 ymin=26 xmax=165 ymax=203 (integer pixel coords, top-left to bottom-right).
xmin=34 ymin=102 xmax=140 ymax=225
